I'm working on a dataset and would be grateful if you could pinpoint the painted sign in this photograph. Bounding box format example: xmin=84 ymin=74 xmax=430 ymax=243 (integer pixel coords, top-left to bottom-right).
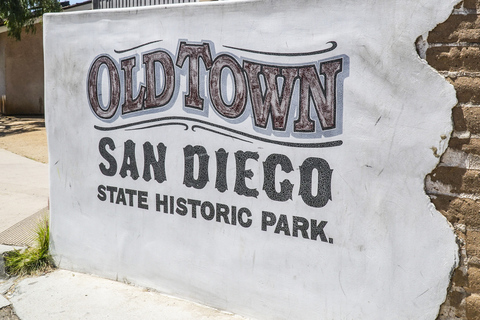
xmin=90 ymin=40 xmax=347 ymax=214
xmin=45 ymin=1 xmax=459 ymax=319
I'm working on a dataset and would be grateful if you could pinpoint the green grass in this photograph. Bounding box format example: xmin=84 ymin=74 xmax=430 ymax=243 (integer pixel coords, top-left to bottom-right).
xmin=4 ymin=216 xmax=55 ymax=276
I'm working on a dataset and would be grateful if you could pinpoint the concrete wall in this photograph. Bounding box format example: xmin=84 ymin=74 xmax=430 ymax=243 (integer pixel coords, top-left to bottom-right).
xmin=45 ymin=1 xmax=459 ymax=319
xmin=3 ymin=24 xmax=44 ymax=115
xmin=424 ymin=1 xmax=480 ymax=319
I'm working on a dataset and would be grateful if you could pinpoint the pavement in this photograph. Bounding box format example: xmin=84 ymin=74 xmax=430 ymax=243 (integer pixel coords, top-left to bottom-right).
xmin=0 ymin=148 xmax=251 ymax=319
xmin=0 ymin=149 xmax=49 ymax=244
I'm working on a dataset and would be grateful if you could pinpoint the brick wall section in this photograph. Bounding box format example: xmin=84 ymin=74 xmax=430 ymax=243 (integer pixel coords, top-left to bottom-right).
xmin=425 ymin=1 xmax=480 ymax=319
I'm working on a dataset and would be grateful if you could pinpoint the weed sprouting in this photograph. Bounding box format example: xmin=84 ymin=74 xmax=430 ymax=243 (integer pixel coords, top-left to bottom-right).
xmin=4 ymin=216 xmax=55 ymax=276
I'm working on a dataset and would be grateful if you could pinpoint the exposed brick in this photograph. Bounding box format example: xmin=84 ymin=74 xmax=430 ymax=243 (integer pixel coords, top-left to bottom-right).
xmin=471 ymin=256 xmax=480 ymax=267
xmin=455 ymin=198 xmax=478 ymax=226
xmin=427 ymin=3 xmax=480 ymax=319
xmin=437 ymin=303 xmax=466 ymax=320
xmin=449 ymin=137 xmax=468 ymax=150
xmin=429 ymin=168 xmax=480 ymax=197
xmin=466 ymin=294 xmax=480 ymax=319
xmin=450 ymin=287 xmax=468 ymax=308
xmin=431 ymin=196 xmax=480 ymax=227
xmin=453 ymin=106 xmax=468 ymax=132
xmin=429 ymin=14 xmax=480 ymax=43
xmin=451 ymin=78 xmax=480 ymax=105
xmin=457 ymin=0 xmax=480 ymax=9
xmin=438 ymin=286 xmax=468 ymax=319
xmin=460 ymin=169 xmax=480 ymax=194
xmin=431 ymin=195 xmax=466 ymax=224
xmin=454 ymin=266 xmax=469 ymax=288
xmin=466 ymin=230 xmax=480 ymax=257
xmin=465 ymin=203 xmax=480 ymax=228
xmin=468 ymin=267 xmax=480 ymax=291
xmin=462 ymin=107 xmax=480 ymax=134
xmin=454 ymin=139 xmax=480 ymax=156
xmin=429 ymin=166 xmax=467 ymax=193
xmin=463 ymin=0 xmax=479 ymax=9
xmin=427 ymin=47 xmax=480 ymax=72
xmin=431 ymin=194 xmax=460 ymax=212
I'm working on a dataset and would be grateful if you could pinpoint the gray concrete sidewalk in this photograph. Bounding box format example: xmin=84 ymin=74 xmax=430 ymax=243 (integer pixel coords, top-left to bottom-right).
xmin=2 ymin=270 xmax=250 ymax=320
xmin=0 ymin=149 xmax=49 ymax=235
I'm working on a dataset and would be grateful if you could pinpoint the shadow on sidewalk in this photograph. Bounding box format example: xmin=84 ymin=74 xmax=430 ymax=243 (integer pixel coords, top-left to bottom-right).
xmin=0 ymin=116 xmax=45 ymax=138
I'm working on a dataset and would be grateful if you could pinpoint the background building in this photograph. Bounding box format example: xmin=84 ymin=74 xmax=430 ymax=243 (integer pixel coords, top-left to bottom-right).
xmin=0 ymin=0 xmax=211 ymax=115
xmin=0 ymin=1 xmax=92 ymax=115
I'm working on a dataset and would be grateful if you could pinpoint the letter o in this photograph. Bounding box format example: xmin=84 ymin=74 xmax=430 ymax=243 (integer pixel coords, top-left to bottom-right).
xmin=87 ymin=55 xmax=121 ymax=119
xmin=201 ymin=201 xmax=215 ymax=220
xmin=299 ymin=157 xmax=333 ymax=208
xmin=209 ymin=54 xmax=247 ymax=118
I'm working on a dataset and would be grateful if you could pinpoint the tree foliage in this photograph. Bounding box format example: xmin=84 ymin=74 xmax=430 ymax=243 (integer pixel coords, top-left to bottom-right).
xmin=0 ymin=0 xmax=62 ymax=41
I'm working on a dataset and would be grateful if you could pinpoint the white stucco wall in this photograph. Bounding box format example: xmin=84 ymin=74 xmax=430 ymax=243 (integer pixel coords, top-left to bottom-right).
xmin=45 ymin=1 xmax=459 ymax=319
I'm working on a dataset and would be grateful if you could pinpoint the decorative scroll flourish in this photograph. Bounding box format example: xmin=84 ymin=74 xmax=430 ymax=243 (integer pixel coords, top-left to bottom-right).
xmin=191 ymin=125 xmax=252 ymax=143
xmin=223 ymin=41 xmax=337 ymax=57
xmin=114 ymin=40 xmax=163 ymax=54
xmin=94 ymin=117 xmax=343 ymax=148
xmin=125 ymin=122 xmax=189 ymax=131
